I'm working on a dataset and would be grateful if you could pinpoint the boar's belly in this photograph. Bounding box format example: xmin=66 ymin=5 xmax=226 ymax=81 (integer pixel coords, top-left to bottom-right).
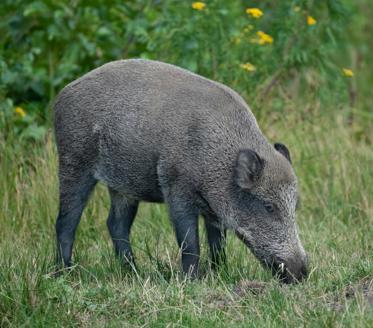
xmin=94 ymin=151 xmax=164 ymax=203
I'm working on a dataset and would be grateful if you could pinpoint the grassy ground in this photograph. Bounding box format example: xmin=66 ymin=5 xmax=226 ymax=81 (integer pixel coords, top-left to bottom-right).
xmin=0 ymin=100 xmax=372 ymax=326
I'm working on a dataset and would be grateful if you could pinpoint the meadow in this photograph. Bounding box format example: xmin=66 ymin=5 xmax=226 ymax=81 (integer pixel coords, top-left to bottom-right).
xmin=1 ymin=1 xmax=372 ymax=327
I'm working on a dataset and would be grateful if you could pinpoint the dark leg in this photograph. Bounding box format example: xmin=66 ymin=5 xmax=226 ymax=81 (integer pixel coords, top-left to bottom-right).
xmin=56 ymin=175 xmax=97 ymax=268
xmin=168 ymin=197 xmax=200 ymax=278
xmin=107 ymin=189 xmax=138 ymax=266
xmin=203 ymin=214 xmax=226 ymax=269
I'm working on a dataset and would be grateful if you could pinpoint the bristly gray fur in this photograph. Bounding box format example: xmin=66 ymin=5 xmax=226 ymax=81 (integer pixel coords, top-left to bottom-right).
xmin=54 ymin=59 xmax=308 ymax=283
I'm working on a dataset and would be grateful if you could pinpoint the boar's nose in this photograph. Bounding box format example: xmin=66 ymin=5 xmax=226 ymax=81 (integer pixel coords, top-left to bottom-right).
xmin=272 ymin=255 xmax=309 ymax=284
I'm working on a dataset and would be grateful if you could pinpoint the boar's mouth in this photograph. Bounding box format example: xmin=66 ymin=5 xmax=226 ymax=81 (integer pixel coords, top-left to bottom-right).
xmin=235 ymin=230 xmax=307 ymax=284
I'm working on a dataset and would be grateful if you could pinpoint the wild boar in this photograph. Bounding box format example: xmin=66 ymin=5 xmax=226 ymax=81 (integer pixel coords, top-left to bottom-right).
xmin=54 ymin=59 xmax=308 ymax=283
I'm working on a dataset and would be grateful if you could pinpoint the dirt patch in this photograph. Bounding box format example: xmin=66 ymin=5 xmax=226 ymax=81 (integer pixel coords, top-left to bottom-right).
xmin=232 ymin=280 xmax=267 ymax=297
xmin=345 ymin=277 xmax=373 ymax=305
xmin=328 ymin=277 xmax=373 ymax=311
xmin=205 ymin=277 xmax=373 ymax=312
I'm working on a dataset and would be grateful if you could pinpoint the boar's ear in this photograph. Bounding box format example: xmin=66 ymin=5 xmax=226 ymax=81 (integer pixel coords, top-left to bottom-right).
xmin=274 ymin=143 xmax=292 ymax=164
xmin=235 ymin=149 xmax=264 ymax=190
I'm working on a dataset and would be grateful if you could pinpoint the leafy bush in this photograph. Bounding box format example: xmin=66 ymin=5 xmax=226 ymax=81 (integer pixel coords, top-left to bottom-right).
xmin=0 ymin=0 xmax=355 ymax=141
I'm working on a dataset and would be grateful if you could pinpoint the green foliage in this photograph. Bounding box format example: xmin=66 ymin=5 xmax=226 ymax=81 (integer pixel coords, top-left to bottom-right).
xmin=0 ymin=0 xmax=359 ymax=141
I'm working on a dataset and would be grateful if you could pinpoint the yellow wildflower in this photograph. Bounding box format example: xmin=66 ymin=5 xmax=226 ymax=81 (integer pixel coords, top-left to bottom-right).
xmin=246 ymin=8 xmax=263 ymax=19
xmin=15 ymin=106 xmax=26 ymax=118
xmin=307 ymin=16 xmax=317 ymax=25
xmin=240 ymin=63 xmax=256 ymax=72
xmin=342 ymin=68 xmax=354 ymax=77
xmin=192 ymin=2 xmax=206 ymax=11
xmin=257 ymin=31 xmax=273 ymax=45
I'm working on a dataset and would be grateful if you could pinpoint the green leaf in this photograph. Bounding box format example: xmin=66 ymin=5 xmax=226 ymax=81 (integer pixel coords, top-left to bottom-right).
xmin=23 ymin=1 xmax=49 ymax=17
xmin=20 ymin=124 xmax=47 ymax=141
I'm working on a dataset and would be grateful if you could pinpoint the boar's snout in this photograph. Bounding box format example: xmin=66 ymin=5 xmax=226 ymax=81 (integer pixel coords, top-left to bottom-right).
xmin=271 ymin=254 xmax=309 ymax=284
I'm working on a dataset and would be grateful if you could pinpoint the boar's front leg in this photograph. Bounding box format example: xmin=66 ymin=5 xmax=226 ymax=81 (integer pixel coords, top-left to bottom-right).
xmin=107 ymin=189 xmax=139 ymax=267
xmin=168 ymin=195 xmax=200 ymax=278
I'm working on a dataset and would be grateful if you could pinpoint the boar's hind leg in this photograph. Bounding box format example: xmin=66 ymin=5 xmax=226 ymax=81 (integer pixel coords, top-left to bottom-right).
xmin=203 ymin=216 xmax=227 ymax=270
xmin=107 ymin=189 xmax=138 ymax=267
xmin=168 ymin=196 xmax=200 ymax=279
xmin=56 ymin=174 xmax=97 ymax=268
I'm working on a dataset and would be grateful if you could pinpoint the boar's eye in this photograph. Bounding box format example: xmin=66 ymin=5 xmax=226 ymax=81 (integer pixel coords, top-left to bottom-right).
xmin=263 ymin=202 xmax=276 ymax=214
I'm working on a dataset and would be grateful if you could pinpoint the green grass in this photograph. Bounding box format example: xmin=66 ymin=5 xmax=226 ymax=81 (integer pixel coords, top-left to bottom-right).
xmin=0 ymin=105 xmax=372 ymax=327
